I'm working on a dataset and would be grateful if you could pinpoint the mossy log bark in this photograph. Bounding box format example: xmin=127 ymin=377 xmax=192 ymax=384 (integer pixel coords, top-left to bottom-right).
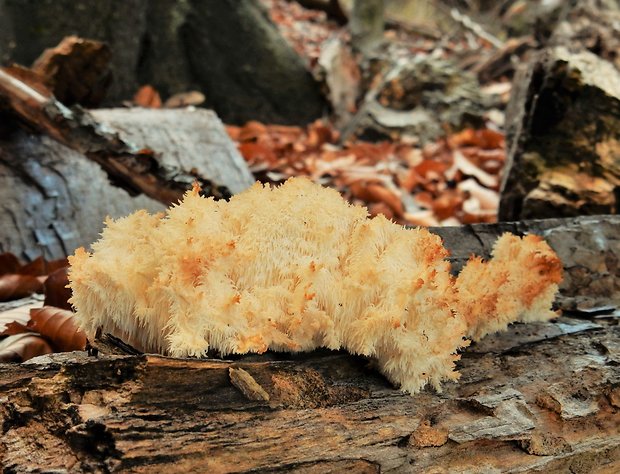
xmin=1 ymin=216 xmax=619 ymax=473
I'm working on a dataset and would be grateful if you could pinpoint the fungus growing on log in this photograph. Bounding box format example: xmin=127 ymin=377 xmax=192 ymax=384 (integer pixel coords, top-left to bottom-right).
xmin=68 ymin=178 xmax=562 ymax=394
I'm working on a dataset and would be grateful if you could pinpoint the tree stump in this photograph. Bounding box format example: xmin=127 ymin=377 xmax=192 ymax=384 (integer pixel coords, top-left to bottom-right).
xmin=499 ymin=1 xmax=620 ymax=221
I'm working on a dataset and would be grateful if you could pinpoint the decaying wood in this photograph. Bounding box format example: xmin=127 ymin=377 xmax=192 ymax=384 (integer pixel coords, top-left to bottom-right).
xmin=1 ymin=216 xmax=619 ymax=472
xmin=0 ymin=107 xmax=254 ymax=261
xmin=499 ymin=1 xmax=620 ymax=221
xmin=432 ymin=215 xmax=620 ymax=311
xmin=31 ymin=36 xmax=112 ymax=108
xmin=0 ymin=317 xmax=617 ymax=472
xmin=0 ymin=68 xmax=243 ymax=205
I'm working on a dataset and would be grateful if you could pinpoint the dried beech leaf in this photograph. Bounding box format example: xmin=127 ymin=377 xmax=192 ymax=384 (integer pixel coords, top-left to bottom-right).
xmin=226 ymin=119 xmax=505 ymax=226
xmin=20 ymin=256 xmax=68 ymax=276
xmin=458 ymin=179 xmax=499 ymax=211
xmin=447 ymin=150 xmax=498 ymax=188
xmin=133 ymin=85 xmax=162 ymax=108
xmin=19 ymin=256 xmax=46 ymax=276
xmin=0 ymin=275 xmax=45 ymax=302
xmin=43 ymin=267 xmax=72 ymax=310
xmin=238 ymin=142 xmax=278 ymax=165
xmin=432 ymin=189 xmax=464 ymax=221
xmin=2 ymin=321 xmax=31 ymax=336
xmin=0 ymin=333 xmax=53 ymax=362
xmin=238 ymin=121 xmax=268 ymax=141
xmin=29 ymin=306 xmax=86 ymax=352
xmin=365 ymin=183 xmax=404 ymax=217
xmin=0 ymin=253 xmax=21 ymax=275
xmin=368 ymin=202 xmax=395 ymax=220
xmin=0 ymin=302 xmax=42 ymax=335
xmin=450 ymin=128 xmax=505 ymax=149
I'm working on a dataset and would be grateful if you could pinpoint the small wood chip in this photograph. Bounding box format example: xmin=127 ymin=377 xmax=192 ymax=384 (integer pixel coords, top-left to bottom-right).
xmin=229 ymin=367 xmax=270 ymax=401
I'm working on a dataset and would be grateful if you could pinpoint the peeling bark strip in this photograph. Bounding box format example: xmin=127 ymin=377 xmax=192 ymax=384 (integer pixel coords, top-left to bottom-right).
xmin=0 ymin=318 xmax=618 ymax=473
xmin=0 ymin=68 xmax=233 ymax=205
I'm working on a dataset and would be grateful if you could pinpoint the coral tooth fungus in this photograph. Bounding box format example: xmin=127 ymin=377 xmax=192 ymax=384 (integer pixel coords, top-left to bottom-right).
xmin=69 ymin=178 xmax=562 ymax=394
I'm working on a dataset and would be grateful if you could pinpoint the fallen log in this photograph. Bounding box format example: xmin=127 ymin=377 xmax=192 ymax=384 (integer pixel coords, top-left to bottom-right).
xmin=1 ymin=215 xmax=619 ymax=472
xmin=431 ymin=214 xmax=620 ymax=311
xmin=0 ymin=105 xmax=254 ymax=260
xmin=0 ymin=68 xmax=245 ymax=205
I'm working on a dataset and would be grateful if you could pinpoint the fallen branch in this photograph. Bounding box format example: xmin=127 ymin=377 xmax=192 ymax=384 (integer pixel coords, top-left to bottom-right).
xmin=0 ymin=68 xmax=231 ymax=204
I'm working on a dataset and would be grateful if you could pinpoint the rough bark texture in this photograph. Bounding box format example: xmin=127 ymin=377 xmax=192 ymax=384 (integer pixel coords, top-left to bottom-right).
xmin=431 ymin=215 xmax=620 ymax=311
xmin=0 ymin=107 xmax=254 ymax=261
xmin=1 ymin=216 xmax=619 ymax=473
xmin=499 ymin=1 xmax=620 ymax=221
xmin=0 ymin=317 xmax=618 ymax=472
xmin=499 ymin=45 xmax=620 ymax=221
xmin=90 ymin=108 xmax=255 ymax=196
xmin=0 ymin=68 xmax=245 ymax=205
xmin=0 ymin=0 xmax=325 ymax=125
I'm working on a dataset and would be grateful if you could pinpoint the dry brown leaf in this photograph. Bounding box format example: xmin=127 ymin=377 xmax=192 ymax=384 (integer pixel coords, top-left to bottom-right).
xmin=306 ymin=120 xmax=338 ymax=148
xmin=446 ymin=150 xmax=498 ymax=188
xmin=458 ymin=179 xmax=499 ymax=211
xmin=0 ymin=302 xmax=42 ymax=335
xmin=238 ymin=121 xmax=269 ymax=141
xmin=414 ymin=159 xmax=450 ymax=180
xmin=2 ymin=320 xmax=30 ymax=336
xmin=450 ymin=128 xmax=505 ymax=149
xmin=0 ymin=275 xmax=44 ymax=302
xmin=431 ymin=189 xmax=464 ymax=221
xmin=225 ymin=125 xmax=241 ymax=141
xmin=226 ymin=117 xmax=504 ymax=227
xmin=133 ymin=85 xmax=162 ymax=108
xmin=0 ymin=333 xmax=53 ymax=362
xmin=349 ymin=181 xmax=404 ymax=217
xmin=43 ymin=267 xmax=72 ymax=310
xmin=0 ymin=252 xmax=21 ymax=275
xmin=20 ymin=256 xmax=68 ymax=276
xmin=238 ymin=142 xmax=278 ymax=165
xmin=368 ymin=202 xmax=395 ymax=220
xmin=28 ymin=306 xmax=86 ymax=352
xmin=366 ymin=183 xmax=404 ymax=218
xmin=462 ymin=197 xmax=498 ymax=224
